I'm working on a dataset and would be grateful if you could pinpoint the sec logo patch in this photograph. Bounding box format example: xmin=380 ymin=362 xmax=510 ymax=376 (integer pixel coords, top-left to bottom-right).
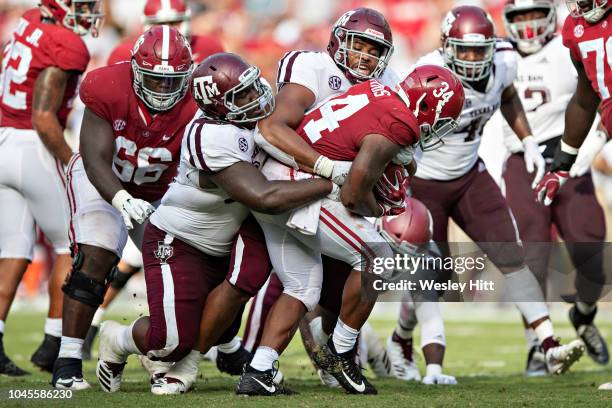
xmin=574 ymin=24 xmax=584 ymax=38
xmin=238 ymin=137 xmax=249 ymax=152
xmin=328 ymin=75 xmax=342 ymax=90
xmin=113 ymin=119 xmax=126 ymax=131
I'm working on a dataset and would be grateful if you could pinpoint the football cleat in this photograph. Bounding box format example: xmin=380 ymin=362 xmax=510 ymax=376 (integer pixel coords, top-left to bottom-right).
xmin=0 ymin=356 xmax=29 ymax=376
xmin=235 ymin=362 xmax=296 ymax=396
xmin=151 ymin=376 xmax=190 ymax=395
xmin=216 ymin=345 xmax=252 ymax=376
xmin=150 ymin=350 xmax=200 ymax=395
xmin=525 ymin=346 xmax=547 ymax=377
xmin=386 ymin=333 xmax=421 ymax=381
xmin=138 ymin=354 xmax=173 ymax=384
xmin=569 ymin=305 xmax=609 ymax=365
xmin=317 ymin=368 xmax=340 ymax=388
xmin=599 ymin=382 xmax=612 ymax=390
xmin=545 ymin=339 xmax=584 ymax=375
xmin=82 ymin=325 xmax=99 ymax=361
xmin=313 ymin=337 xmax=377 ymax=395
xmin=360 ymin=322 xmax=392 ymax=379
xmin=96 ymin=321 xmax=128 ymax=392
xmin=30 ymin=334 xmax=60 ymax=372
xmin=52 ymin=357 xmax=91 ymax=390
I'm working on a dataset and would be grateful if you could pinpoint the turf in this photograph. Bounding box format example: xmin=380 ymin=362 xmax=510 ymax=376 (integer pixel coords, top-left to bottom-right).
xmin=1 ymin=311 xmax=611 ymax=407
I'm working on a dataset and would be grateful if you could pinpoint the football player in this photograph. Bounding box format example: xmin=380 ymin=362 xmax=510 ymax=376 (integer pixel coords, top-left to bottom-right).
xmin=0 ymin=0 xmax=102 ymax=376
xmin=94 ymin=52 xmax=335 ymax=394
xmin=411 ymin=5 xmax=584 ymax=375
xmin=502 ymin=0 xmax=609 ymax=374
xmin=235 ymin=65 xmax=464 ymax=396
xmin=81 ymin=0 xmax=226 ymax=360
xmin=51 ymin=26 xmax=196 ymax=390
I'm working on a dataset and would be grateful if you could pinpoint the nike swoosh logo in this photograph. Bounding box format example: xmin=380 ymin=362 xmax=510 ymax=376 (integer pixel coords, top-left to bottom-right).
xmin=252 ymin=377 xmax=275 ymax=393
xmin=341 ymin=370 xmax=365 ymax=392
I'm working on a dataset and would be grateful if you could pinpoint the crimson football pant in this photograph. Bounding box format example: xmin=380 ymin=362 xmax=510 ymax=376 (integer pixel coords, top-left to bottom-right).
xmin=504 ymin=153 xmax=606 ymax=302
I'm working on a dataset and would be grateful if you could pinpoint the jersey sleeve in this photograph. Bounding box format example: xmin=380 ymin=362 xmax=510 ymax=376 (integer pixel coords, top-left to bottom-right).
xmin=496 ymin=41 xmax=518 ymax=88
xmin=562 ymin=15 xmax=581 ymax=61
xmin=79 ymin=68 xmax=111 ymax=119
xmin=193 ymin=123 xmax=254 ymax=173
xmin=276 ymin=51 xmax=320 ymax=96
xmin=48 ymin=31 xmax=90 ymax=72
xmin=380 ymin=67 xmax=401 ymax=88
xmin=107 ymin=41 xmax=133 ymax=65
xmin=376 ymin=102 xmax=419 ymax=147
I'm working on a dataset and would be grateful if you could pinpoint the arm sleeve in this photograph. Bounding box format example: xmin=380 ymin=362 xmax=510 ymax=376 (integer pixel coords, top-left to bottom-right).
xmin=276 ymin=51 xmax=319 ymax=96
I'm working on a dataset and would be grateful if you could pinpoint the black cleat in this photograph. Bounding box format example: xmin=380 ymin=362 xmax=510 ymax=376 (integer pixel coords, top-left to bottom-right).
xmin=313 ymin=337 xmax=377 ymax=395
xmin=52 ymin=357 xmax=91 ymax=390
xmin=524 ymin=346 xmax=547 ymax=377
xmin=0 ymin=334 xmax=29 ymax=376
xmin=30 ymin=334 xmax=60 ymax=372
xmin=569 ymin=305 xmax=609 ymax=365
xmin=217 ymin=345 xmax=252 ymax=376
xmin=82 ymin=326 xmax=99 ymax=361
xmin=235 ymin=363 xmax=296 ymax=396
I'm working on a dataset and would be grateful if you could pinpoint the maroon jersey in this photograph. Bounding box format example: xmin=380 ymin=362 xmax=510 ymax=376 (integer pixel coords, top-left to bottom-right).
xmin=79 ymin=62 xmax=198 ymax=202
xmin=106 ymin=34 xmax=223 ymax=65
xmin=296 ymin=79 xmax=419 ymax=160
xmin=0 ymin=9 xmax=89 ymax=129
xmin=562 ymin=12 xmax=612 ymax=132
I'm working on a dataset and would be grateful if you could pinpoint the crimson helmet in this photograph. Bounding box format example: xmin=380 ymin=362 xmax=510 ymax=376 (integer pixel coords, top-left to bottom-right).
xmin=131 ymin=26 xmax=194 ymax=112
xmin=441 ymin=6 xmax=496 ymax=82
xmin=39 ymin=0 xmax=103 ymax=37
xmin=503 ymin=0 xmax=556 ymax=54
xmin=376 ymin=197 xmax=433 ymax=256
xmin=566 ymin=1 xmax=610 ymax=22
xmin=191 ymin=53 xmax=274 ymax=125
xmin=327 ymin=8 xmax=394 ymax=83
xmin=396 ymin=64 xmax=465 ymax=151
xmin=143 ymin=0 xmax=191 ymax=38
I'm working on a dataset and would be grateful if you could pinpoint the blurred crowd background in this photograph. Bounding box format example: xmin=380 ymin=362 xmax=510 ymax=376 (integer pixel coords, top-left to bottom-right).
xmin=1 ymin=0 xmax=611 ymax=303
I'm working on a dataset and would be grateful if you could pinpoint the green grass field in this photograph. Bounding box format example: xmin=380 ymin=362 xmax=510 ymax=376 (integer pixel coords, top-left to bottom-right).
xmin=1 ymin=311 xmax=611 ymax=407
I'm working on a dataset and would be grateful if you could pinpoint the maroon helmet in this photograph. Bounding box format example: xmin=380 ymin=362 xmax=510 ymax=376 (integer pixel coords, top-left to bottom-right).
xmin=143 ymin=0 xmax=191 ymax=38
xmin=503 ymin=0 xmax=556 ymax=54
xmin=376 ymin=197 xmax=433 ymax=256
xmin=327 ymin=8 xmax=394 ymax=83
xmin=566 ymin=1 xmax=610 ymax=22
xmin=39 ymin=0 xmax=103 ymax=37
xmin=131 ymin=26 xmax=194 ymax=111
xmin=396 ymin=64 xmax=465 ymax=151
xmin=441 ymin=5 xmax=496 ymax=82
xmin=191 ymin=53 xmax=274 ymax=124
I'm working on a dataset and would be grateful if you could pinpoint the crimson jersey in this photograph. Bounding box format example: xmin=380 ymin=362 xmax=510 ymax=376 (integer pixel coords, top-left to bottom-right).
xmin=0 ymin=9 xmax=89 ymax=129
xmin=106 ymin=34 xmax=223 ymax=65
xmin=295 ymin=79 xmax=419 ymax=160
xmin=562 ymin=12 xmax=612 ymax=132
xmin=79 ymin=62 xmax=198 ymax=202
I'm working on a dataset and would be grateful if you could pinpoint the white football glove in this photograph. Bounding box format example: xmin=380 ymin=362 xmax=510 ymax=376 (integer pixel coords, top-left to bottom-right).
xmin=327 ymin=183 xmax=341 ymax=201
xmin=112 ymin=190 xmax=155 ymax=230
xmin=330 ymin=161 xmax=352 ymax=185
xmin=522 ymin=135 xmax=546 ymax=188
xmin=570 ymin=130 xmax=608 ymax=178
xmin=422 ymin=364 xmax=457 ymax=385
xmin=314 ymin=156 xmax=353 ymax=186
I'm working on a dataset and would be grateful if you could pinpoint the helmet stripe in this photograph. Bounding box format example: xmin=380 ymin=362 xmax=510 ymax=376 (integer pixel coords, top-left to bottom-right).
xmin=161 ymin=24 xmax=170 ymax=65
xmin=161 ymin=0 xmax=172 ymax=13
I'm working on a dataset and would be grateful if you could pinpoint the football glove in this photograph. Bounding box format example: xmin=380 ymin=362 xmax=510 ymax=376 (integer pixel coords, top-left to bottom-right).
xmin=534 ymin=142 xmax=577 ymax=206
xmin=522 ymin=136 xmax=546 ymax=188
xmin=112 ymin=190 xmax=155 ymax=230
xmin=374 ymin=169 xmax=409 ymax=208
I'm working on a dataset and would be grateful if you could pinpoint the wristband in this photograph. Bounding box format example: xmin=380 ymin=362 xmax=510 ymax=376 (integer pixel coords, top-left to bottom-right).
xmin=313 ymin=155 xmax=334 ymax=178
xmin=551 ymin=142 xmax=578 ymax=171
xmin=560 ymin=140 xmax=579 ymax=155
xmin=111 ymin=189 xmax=133 ymax=211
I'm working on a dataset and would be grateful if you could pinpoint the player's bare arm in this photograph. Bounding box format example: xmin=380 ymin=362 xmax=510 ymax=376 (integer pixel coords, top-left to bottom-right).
xmin=563 ymin=56 xmax=601 ymax=149
xmin=341 ymin=134 xmax=401 ymax=217
xmin=79 ymin=108 xmax=124 ymax=202
xmin=500 ymin=84 xmax=532 ymax=139
xmin=257 ymin=83 xmax=321 ymax=172
xmin=209 ymin=161 xmax=333 ymax=214
xmin=31 ymin=66 xmax=75 ymax=166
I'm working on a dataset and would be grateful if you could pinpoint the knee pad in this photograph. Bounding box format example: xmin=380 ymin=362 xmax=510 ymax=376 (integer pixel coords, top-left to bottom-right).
xmin=110 ymin=270 xmax=133 ymax=290
xmin=62 ymin=247 xmax=115 ymax=307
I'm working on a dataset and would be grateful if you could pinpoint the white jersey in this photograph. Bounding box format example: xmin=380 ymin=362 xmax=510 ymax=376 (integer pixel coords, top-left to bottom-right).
xmin=415 ymin=41 xmax=518 ymax=180
xmin=255 ymin=51 xmax=400 ymax=166
xmin=151 ymin=115 xmax=254 ymax=257
xmin=503 ymin=35 xmax=577 ymax=153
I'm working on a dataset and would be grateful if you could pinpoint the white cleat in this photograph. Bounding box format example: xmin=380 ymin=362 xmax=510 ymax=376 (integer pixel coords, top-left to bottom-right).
xmin=361 ymin=322 xmax=393 ymax=378
xmin=598 ymin=382 xmax=612 ymax=390
xmin=96 ymin=321 xmax=129 ymax=392
xmin=386 ymin=335 xmax=421 ymax=381
xmin=545 ymin=339 xmax=585 ymax=375
xmin=317 ymin=368 xmax=340 ymax=388
xmin=54 ymin=376 xmax=92 ymax=390
xmin=138 ymin=354 xmax=174 ymax=383
xmin=150 ymin=350 xmax=200 ymax=395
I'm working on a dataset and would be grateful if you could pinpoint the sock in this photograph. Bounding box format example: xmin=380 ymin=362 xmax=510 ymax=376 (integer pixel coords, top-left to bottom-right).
xmin=58 ymin=336 xmax=84 ymax=359
xmin=91 ymin=308 xmax=106 ymax=328
xmin=0 ymin=320 xmax=4 ymax=334
xmin=533 ymin=319 xmax=555 ymax=344
xmin=118 ymin=321 xmax=141 ymax=355
xmin=332 ymin=319 xmax=359 ymax=354
xmin=425 ymin=363 xmax=442 ymax=377
xmin=524 ymin=328 xmax=539 ymax=350
xmin=576 ymin=302 xmax=596 ymax=316
xmin=309 ymin=316 xmax=330 ymax=346
xmin=396 ymin=301 xmax=417 ymax=339
xmin=504 ymin=266 xmax=549 ymax=323
xmin=217 ymin=336 xmax=241 ymax=354
xmin=249 ymin=346 xmax=278 ymax=372
xmin=416 ymin=301 xmax=445 ymax=347
xmin=44 ymin=318 xmax=62 ymax=338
